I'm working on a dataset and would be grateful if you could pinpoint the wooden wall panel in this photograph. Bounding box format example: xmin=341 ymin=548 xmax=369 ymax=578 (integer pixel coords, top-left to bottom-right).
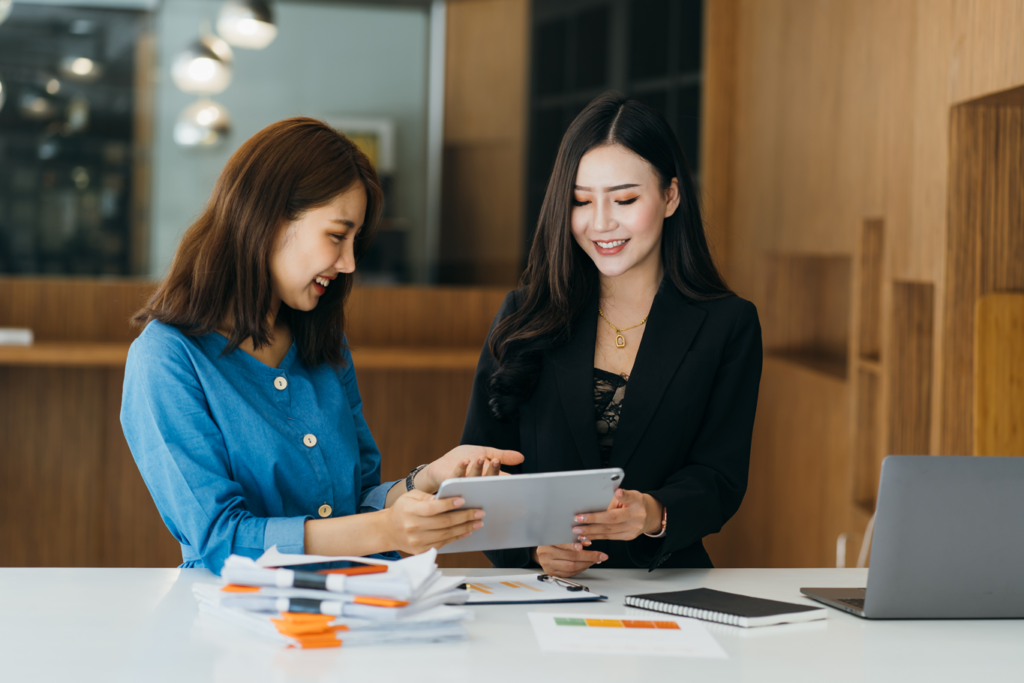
xmin=439 ymin=0 xmax=529 ymax=285
xmin=704 ymin=358 xmax=849 ymax=568
xmin=0 ymin=368 xmax=106 ymax=566
xmin=706 ymin=0 xmax=1024 ymax=567
xmin=0 ymin=278 xmax=154 ymax=342
xmin=439 ymin=144 xmax=526 ymax=285
xmin=858 ymin=220 xmax=885 ymax=362
xmin=761 ymin=254 xmax=851 ymax=379
xmin=853 ymin=369 xmax=882 ymax=509
xmin=889 ymin=283 xmax=935 ymax=456
xmin=943 ymin=97 xmax=1024 ymax=454
xmin=700 ymin=0 xmax=739 ymax=271
xmin=974 ymin=294 xmax=1024 ymax=456
xmin=359 ymin=367 xmax=487 ymax=569
xmin=345 ymin=286 xmax=507 ymax=347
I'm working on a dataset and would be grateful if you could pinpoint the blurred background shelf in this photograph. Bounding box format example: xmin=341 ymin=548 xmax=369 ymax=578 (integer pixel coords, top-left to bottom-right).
xmin=0 ymin=342 xmax=129 ymax=367
xmin=764 ymin=349 xmax=848 ymax=381
xmin=0 ymin=343 xmax=481 ymax=370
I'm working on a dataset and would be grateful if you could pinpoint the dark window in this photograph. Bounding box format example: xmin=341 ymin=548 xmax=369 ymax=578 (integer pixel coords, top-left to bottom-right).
xmin=675 ymin=84 xmax=701 ymax=170
xmin=534 ymin=19 xmax=568 ymax=96
xmin=530 ymin=106 xmax=566 ymax=180
xmin=633 ymin=89 xmax=668 ymax=121
xmin=574 ymin=6 xmax=609 ymax=90
xmin=677 ymin=0 xmax=703 ymax=73
xmin=628 ymin=0 xmax=671 ymax=81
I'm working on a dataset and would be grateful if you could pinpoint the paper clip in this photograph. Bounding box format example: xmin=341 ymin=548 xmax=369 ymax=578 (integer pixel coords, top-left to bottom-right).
xmin=538 ymin=574 xmax=590 ymax=592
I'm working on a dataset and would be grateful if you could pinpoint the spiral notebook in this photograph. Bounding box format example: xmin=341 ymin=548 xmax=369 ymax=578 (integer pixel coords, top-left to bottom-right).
xmin=625 ymin=588 xmax=828 ymax=628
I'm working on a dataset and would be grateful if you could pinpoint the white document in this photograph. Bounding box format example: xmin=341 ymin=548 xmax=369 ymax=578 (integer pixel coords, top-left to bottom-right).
xmin=463 ymin=575 xmax=606 ymax=604
xmin=527 ymin=612 xmax=727 ymax=658
xmin=253 ymin=545 xmax=396 ymax=568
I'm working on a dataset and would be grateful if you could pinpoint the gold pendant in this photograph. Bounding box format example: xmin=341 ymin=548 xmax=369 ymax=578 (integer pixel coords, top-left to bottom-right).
xmin=615 ymin=334 xmax=626 ymax=348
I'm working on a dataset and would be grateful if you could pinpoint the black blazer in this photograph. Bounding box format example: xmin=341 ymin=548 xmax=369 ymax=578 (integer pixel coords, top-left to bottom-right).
xmin=460 ymin=280 xmax=762 ymax=570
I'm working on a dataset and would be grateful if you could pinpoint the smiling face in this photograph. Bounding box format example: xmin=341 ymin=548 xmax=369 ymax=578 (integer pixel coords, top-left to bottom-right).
xmin=269 ymin=182 xmax=367 ymax=312
xmin=570 ymin=143 xmax=679 ymax=280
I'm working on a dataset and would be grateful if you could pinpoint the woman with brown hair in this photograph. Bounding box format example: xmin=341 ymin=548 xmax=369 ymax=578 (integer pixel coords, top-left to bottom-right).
xmin=120 ymin=117 xmax=521 ymax=574
xmin=461 ymin=92 xmax=762 ymax=577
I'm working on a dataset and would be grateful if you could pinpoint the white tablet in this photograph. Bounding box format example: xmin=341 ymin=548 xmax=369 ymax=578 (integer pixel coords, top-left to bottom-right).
xmin=434 ymin=468 xmax=624 ymax=554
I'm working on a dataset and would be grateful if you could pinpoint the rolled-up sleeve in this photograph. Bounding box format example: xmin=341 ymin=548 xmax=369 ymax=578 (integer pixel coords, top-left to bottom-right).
xmin=121 ymin=336 xmax=310 ymax=574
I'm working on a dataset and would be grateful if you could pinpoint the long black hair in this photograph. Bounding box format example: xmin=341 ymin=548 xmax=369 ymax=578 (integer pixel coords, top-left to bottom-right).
xmin=487 ymin=91 xmax=730 ymax=420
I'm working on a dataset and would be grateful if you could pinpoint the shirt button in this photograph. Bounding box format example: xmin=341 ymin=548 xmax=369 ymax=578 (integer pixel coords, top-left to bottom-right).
xmin=318 ymin=504 xmax=332 ymax=518
xmin=274 ymin=377 xmax=288 ymax=391
xmin=303 ymin=434 xmax=317 ymax=448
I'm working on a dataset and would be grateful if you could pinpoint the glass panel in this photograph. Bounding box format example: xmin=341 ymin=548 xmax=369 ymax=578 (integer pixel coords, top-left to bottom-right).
xmin=0 ymin=4 xmax=145 ymax=275
xmin=0 ymin=0 xmax=437 ymax=283
xmin=151 ymin=1 xmax=431 ymax=283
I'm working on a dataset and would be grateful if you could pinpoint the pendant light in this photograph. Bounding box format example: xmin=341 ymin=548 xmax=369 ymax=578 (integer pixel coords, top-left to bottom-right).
xmin=217 ymin=1 xmax=277 ymax=50
xmin=58 ymin=56 xmax=103 ymax=83
xmin=174 ymin=98 xmax=231 ymax=147
xmin=171 ymin=34 xmax=234 ymax=95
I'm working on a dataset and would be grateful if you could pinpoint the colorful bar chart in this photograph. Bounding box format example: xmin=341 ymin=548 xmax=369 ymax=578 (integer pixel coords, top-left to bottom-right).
xmin=553 ymin=617 xmax=681 ymax=630
xmin=529 ymin=613 xmax=728 ymax=658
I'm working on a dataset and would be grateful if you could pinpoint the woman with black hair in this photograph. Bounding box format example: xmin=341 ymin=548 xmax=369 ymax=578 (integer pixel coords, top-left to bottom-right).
xmin=461 ymin=92 xmax=762 ymax=577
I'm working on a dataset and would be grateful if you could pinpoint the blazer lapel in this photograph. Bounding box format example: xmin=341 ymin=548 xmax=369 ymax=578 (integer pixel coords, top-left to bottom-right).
xmin=609 ymin=282 xmax=707 ymax=471
xmin=549 ymin=288 xmax=603 ymax=470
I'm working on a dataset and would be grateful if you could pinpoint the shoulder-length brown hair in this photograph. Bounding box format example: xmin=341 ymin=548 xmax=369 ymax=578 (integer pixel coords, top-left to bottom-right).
xmin=133 ymin=117 xmax=382 ymax=367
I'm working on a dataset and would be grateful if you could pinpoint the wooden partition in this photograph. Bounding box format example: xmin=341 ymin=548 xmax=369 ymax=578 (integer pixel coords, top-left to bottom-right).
xmin=944 ymin=89 xmax=1024 ymax=454
xmin=702 ymin=0 xmax=1024 ymax=568
xmin=439 ymin=0 xmax=529 ymax=286
xmin=974 ymin=294 xmax=1024 ymax=456
xmin=0 ymin=278 xmax=507 ymax=568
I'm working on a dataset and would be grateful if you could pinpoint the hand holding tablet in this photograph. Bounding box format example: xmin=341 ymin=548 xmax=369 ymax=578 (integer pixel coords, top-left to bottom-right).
xmin=433 ymin=468 xmax=624 ymax=554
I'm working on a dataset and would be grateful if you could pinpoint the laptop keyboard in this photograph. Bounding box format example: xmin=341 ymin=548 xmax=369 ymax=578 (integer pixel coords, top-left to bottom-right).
xmin=839 ymin=598 xmax=865 ymax=608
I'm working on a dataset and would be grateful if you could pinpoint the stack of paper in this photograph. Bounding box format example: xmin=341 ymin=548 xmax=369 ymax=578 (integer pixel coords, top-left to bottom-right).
xmin=193 ymin=547 xmax=470 ymax=649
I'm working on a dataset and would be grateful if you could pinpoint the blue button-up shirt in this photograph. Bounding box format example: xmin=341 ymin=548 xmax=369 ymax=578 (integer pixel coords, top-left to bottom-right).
xmin=120 ymin=320 xmax=399 ymax=574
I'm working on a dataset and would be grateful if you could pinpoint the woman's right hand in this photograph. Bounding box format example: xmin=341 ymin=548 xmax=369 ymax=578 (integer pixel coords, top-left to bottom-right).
xmin=532 ymin=544 xmax=607 ymax=578
xmin=384 ymin=490 xmax=485 ymax=554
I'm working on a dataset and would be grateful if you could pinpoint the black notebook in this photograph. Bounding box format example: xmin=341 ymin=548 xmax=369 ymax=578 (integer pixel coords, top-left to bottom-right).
xmin=625 ymin=588 xmax=828 ymax=628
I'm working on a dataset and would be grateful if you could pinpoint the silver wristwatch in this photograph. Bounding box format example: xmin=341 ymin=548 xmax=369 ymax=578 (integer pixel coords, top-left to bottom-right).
xmin=405 ymin=464 xmax=428 ymax=492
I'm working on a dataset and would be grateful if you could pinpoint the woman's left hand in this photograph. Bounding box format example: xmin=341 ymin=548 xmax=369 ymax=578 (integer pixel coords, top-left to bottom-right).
xmin=415 ymin=445 xmax=524 ymax=494
xmin=572 ymin=489 xmax=664 ymax=542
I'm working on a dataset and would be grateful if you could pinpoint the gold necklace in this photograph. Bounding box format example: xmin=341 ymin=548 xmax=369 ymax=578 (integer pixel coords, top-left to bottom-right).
xmin=598 ymin=309 xmax=648 ymax=349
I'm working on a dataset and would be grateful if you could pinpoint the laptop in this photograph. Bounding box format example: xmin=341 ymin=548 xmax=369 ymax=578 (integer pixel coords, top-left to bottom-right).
xmin=801 ymin=455 xmax=1024 ymax=619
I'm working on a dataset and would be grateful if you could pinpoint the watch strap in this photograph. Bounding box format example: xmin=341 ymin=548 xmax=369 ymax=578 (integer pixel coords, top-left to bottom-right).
xmin=406 ymin=464 xmax=428 ymax=492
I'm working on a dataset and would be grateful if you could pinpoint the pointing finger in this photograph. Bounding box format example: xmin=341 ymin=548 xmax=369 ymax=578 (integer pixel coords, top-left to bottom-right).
xmin=481 ymin=448 xmax=524 ymax=466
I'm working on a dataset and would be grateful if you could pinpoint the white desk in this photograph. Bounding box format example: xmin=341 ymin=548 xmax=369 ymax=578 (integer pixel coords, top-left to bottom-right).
xmin=2 ymin=567 xmax=1021 ymax=682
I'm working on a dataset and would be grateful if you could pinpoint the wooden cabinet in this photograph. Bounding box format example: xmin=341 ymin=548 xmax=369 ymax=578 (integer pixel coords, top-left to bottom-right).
xmin=0 ymin=278 xmax=506 ymax=568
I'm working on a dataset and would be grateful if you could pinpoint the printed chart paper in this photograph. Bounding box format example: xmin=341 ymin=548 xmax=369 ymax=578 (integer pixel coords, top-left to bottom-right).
xmin=528 ymin=613 xmax=727 ymax=658
xmin=463 ymin=575 xmax=605 ymax=604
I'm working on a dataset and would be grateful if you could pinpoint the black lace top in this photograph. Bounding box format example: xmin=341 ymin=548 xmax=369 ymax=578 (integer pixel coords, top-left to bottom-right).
xmin=594 ymin=368 xmax=628 ymax=466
